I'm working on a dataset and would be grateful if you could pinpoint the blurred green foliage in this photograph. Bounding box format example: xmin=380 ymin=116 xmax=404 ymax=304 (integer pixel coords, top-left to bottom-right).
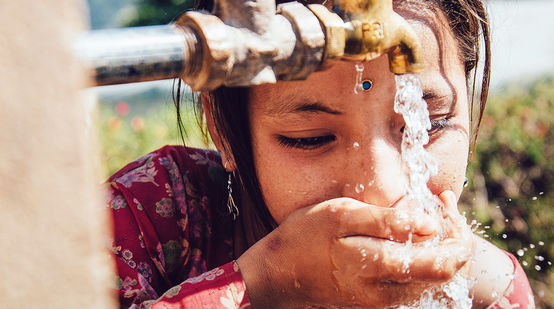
xmin=460 ymin=77 xmax=554 ymax=307
xmin=97 ymin=94 xmax=210 ymax=177
xmin=125 ymin=0 xmax=196 ymax=26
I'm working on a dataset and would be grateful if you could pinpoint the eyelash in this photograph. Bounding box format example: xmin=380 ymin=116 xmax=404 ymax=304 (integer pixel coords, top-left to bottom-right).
xmin=429 ymin=117 xmax=451 ymax=134
xmin=399 ymin=117 xmax=451 ymax=135
xmin=278 ymin=117 xmax=450 ymax=150
xmin=277 ymin=135 xmax=336 ymax=150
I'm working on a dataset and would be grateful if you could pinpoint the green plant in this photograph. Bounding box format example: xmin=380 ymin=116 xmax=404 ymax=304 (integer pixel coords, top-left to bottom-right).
xmin=460 ymin=76 xmax=554 ymax=308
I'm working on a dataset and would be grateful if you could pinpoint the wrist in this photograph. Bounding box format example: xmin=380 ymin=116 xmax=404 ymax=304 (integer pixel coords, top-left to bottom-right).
xmin=236 ymin=236 xmax=288 ymax=309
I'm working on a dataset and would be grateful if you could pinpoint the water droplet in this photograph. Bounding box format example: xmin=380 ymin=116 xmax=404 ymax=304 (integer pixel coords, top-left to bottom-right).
xmin=538 ymin=241 xmax=544 ymax=246
xmin=535 ymin=256 xmax=545 ymax=261
xmin=353 ymin=142 xmax=360 ymax=150
xmin=353 ymin=63 xmax=364 ymax=94
xmin=505 ymin=219 xmax=509 ymax=223
xmin=548 ymin=261 xmax=552 ymax=266
xmin=355 ymin=183 xmax=365 ymax=193
xmin=495 ymin=205 xmax=500 ymax=209
xmin=502 ymin=234 xmax=507 ymax=239
xmin=508 ymin=198 xmax=512 ymax=202
xmin=484 ymin=225 xmax=490 ymax=229
xmin=331 ymin=179 xmax=338 ymax=184
xmin=532 ymin=196 xmax=537 ymax=201
xmin=535 ymin=265 xmax=541 ymax=271
xmin=517 ymin=249 xmax=525 ymax=257
xmin=373 ymin=253 xmax=379 ymax=261
xmin=522 ymin=261 xmax=528 ymax=266
xmin=539 ymin=191 xmax=544 ymax=195
xmin=530 ymin=244 xmax=535 ymax=249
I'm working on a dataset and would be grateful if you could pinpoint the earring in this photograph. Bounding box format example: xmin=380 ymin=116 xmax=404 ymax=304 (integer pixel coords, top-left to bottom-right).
xmin=227 ymin=173 xmax=239 ymax=220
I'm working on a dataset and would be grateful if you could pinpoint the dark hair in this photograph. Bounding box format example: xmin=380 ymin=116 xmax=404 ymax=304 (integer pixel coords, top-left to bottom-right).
xmin=175 ymin=0 xmax=491 ymax=232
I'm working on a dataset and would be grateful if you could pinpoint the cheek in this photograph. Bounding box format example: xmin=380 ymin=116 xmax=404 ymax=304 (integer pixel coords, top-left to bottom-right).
xmin=252 ymin=137 xmax=339 ymax=224
xmin=427 ymin=129 xmax=469 ymax=198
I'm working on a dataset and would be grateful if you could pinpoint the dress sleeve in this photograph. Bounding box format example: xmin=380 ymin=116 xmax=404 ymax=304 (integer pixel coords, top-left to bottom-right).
xmin=105 ymin=146 xmax=250 ymax=308
xmin=131 ymin=261 xmax=251 ymax=309
xmin=487 ymin=252 xmax=535 ymax=309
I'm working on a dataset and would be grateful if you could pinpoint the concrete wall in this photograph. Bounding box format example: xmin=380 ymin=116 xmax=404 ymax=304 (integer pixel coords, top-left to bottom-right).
xmin=0 ymin=1 xmax=116 ymax=307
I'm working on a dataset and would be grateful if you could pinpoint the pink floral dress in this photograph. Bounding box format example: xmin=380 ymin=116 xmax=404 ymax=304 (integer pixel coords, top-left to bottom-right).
xmin=105 ymin=145 xmax=533 ymax=308
xmin=106 ymin=145 xmax=250 ymax=308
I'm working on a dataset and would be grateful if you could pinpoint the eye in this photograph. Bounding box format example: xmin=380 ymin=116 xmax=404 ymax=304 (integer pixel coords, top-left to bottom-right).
xmin=398 ymin=117 xmax=451 ymax=135
xmin=277 ymin=135 xmax=336 ymax=150
xmin=428 ymin=117 xmax=451 ymax=135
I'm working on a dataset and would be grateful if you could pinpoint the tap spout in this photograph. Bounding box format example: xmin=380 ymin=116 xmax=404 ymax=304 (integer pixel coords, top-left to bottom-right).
xmin=310 ymin=0 xmax=424 ymax=74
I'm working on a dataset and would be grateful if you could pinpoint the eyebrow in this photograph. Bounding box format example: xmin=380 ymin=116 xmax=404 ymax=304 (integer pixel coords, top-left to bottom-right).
xmin=422 ymin=90 xmax=455 ymax=108
xmin=265 ymin=100 xmax=343 ymax=116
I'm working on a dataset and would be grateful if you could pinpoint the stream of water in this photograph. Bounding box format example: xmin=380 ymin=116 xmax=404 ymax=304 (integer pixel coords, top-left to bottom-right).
xmin=393 ymin=74 xmax=472 ymax=309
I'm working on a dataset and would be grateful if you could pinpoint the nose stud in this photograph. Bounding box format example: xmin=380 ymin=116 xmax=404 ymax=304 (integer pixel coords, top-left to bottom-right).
xmin=362 ymin=79 xmax=372 ymax=91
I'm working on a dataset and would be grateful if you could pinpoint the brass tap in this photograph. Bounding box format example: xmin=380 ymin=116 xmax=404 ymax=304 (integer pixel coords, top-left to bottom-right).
xmin=310 ymin=0 xmax=424 ymax=74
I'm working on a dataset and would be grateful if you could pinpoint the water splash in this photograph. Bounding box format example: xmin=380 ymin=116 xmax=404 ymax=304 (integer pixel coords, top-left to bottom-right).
xmin=354 ymin=63 xmax=365 ymax=94
xmin=394 ymin=74 xmax=439 ymax=215
xmin=393 ymin=74 xmax=471 ymax=309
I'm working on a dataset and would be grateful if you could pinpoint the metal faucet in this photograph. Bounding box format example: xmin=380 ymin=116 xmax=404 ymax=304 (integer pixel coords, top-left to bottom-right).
xmin=311 ymin=0 xmax=424 ymax=73
xmin=76 ymin=0 xmax=424 ymax=89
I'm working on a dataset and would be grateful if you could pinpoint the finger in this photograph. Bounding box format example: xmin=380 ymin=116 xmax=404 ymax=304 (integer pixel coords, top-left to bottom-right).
xmin=333 ymin=199 xmax=438 ymax=242
xmin=336 ymin=235 xmax=472 ymax=283
xmin=438 ymin=191 xmax=471 ymax=239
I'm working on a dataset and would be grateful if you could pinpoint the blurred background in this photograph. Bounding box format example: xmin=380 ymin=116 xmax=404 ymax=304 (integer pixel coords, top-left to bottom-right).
xmin=86 ymin=0 xmax=553 ymax=307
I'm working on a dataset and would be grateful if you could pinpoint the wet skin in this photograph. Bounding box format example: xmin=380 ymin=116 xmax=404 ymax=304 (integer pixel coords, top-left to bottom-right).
xmin=207 ymin=9 xmax=515 ymax=309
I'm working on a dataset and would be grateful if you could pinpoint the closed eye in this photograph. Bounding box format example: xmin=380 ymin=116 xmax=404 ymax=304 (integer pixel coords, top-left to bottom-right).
xmin=428 ymin=117 xmax=451 ymax=135
xmin=276 ymin=135 xmax=336 ymax=150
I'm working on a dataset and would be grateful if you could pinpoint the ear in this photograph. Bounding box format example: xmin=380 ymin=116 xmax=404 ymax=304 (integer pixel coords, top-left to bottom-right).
xmin=201 ymin=92 xmax=237 ymax=172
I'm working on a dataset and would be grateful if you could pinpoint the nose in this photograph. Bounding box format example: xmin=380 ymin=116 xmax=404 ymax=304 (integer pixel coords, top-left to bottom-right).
xmin=341 ymin=136 xmax=408 ymax=208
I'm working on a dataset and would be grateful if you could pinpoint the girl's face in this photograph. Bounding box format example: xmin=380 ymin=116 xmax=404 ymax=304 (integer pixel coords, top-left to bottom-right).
xmin=248 ymin=13 xmax=470 ymax=224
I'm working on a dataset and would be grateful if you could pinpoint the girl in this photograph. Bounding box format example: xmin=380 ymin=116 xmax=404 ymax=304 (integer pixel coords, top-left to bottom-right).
xmin=106 ymin=0 xmax=534 ymax=307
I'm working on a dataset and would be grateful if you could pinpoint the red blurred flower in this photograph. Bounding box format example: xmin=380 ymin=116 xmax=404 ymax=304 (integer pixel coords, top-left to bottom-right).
xmin=116 ymin=101 xmax=130 ymax=116
xmin=131 ymin=116 xmax=144 ymax=132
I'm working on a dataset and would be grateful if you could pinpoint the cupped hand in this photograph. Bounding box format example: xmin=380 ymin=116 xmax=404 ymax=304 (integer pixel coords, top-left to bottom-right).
xmin=237 ymin=191 xmax=474 ymax=308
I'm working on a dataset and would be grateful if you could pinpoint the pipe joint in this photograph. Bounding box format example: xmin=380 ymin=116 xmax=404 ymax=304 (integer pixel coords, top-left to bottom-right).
xmin=176 ymin=2 xmax=325 ymax=91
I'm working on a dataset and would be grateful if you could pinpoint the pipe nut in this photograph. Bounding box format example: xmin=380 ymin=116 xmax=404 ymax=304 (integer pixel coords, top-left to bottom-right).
xmin=277 ymin=2 xmax=325 ymax=80
xmin=176 ymin=11 xmax=232 ymax=91
xmin=307 ymin=4 xmax=345 ymax=59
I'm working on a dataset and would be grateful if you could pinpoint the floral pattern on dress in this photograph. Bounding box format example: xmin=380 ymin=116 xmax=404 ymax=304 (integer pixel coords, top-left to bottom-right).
xmin=155 ymin=198 xmax=174 ymax=217
xmin=161 ymin=240 xmax=182 ymax=273
xmin=105 ymin=146 xmax=254 ymax=308
xmin=111 ymin=195 xmax=128 ymax=210
xmin=183 ymin=266 xmax=224 ymax=284
xmin=115 ymin=155 xmax=159 ymax=188
xmin=137 ymin=262 xmax=153 ymax=283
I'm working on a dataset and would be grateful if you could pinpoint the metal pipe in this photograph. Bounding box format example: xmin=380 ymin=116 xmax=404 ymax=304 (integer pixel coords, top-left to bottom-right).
xmin=76 ymin=0 xmax=424 ymax=89
xmin=74 ymin=25 xmax=202 ymax=86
